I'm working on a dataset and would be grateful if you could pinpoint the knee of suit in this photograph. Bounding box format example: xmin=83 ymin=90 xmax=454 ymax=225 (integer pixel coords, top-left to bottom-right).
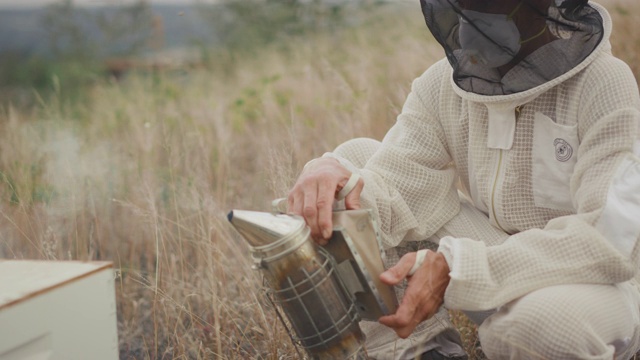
xmin=476 ymin=284 xmax=637 ymax=360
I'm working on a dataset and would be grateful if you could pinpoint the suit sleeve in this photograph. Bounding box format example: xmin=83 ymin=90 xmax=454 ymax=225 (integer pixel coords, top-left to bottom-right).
xmin=325 ymin=59 xmax=461 ymax=249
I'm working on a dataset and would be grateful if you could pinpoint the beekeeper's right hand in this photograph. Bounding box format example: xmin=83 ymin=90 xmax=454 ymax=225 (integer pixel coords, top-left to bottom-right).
xmin=287 ymin=157 xmax=364 ymax=245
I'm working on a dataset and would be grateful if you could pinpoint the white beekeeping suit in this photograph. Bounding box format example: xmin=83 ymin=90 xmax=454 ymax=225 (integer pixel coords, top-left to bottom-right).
xmin=305 ymin=0 xmax=640 ymax=358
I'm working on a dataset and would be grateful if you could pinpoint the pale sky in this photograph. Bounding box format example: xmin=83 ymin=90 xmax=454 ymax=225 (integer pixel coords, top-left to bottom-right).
xmin=0 ymin=0 xmax=376 ymax=8
xmin=0 ymin=0 xmax=219 ymax=8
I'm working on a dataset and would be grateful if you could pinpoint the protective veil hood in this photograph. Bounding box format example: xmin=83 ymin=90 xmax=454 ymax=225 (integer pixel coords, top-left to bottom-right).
xmin=420 ymin=0 xmax=605 ymax=96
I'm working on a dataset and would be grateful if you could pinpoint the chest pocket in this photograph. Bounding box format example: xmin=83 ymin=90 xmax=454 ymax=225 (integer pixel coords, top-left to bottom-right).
xmin=532 ymin=112 xmax=579 ymax=211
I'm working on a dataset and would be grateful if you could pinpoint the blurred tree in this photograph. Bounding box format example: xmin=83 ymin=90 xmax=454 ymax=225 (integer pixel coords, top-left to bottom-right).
xmin=94 ymin=1 xmax=156 ymax=57
xmin=41 ymin=0 xmax=155 ymax=60
xmin=41 ymin=0 xmax=94 ymax=60
xmin=206 ymin=0 xmax=357 ymax=52
xmin=2 ymin=0 xmax=158 ymax=104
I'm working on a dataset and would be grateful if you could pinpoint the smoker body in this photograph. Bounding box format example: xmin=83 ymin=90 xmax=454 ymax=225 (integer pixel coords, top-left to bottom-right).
xmin=228 ymin=209 xmax=397 ymax=359
xmin=263 ymin=232 xmax=364 ymax=358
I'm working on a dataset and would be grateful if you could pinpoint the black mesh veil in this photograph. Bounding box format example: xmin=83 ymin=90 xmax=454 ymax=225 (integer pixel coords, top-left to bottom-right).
xmin=420 ymin=0 xmax=604 ymax=95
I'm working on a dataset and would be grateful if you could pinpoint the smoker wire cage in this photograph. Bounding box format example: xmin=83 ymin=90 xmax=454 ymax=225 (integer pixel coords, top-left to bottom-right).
xmin=266 ymin=246 xmax=363 ymax=356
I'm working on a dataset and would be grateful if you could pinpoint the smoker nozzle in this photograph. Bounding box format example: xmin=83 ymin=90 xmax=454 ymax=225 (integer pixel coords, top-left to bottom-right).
xmin=227 ymin=209 xmax=306 ymax=248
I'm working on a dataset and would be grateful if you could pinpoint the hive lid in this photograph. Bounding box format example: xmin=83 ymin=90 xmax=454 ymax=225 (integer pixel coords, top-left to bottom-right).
xmin=0 ymin=260 xmax=112 ymax=310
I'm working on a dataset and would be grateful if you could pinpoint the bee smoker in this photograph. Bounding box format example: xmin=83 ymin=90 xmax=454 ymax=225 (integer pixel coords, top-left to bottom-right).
xmin=227 ymin=208 xmax=398 ymax=359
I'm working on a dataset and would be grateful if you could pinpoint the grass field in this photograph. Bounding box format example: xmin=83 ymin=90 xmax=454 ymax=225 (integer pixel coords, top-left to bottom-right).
xmin=1 ymin=1 xmax=639 ymax=358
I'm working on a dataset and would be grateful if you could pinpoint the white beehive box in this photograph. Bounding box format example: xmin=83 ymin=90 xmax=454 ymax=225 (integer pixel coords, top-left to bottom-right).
xmin=0 ymin=261 xmax=119 ymax=360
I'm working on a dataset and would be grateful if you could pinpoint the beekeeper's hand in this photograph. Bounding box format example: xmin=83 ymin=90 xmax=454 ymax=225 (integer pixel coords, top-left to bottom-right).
xmin=288 ymin=157 xmax=364 ymax=245
xmin=378 ymin=250 xmax=450 ymax=338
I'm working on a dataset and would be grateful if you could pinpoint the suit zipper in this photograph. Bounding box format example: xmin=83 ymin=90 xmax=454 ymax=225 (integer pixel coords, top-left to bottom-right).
xmin=489 ymin=105 xmax=522 ymax=233
xmin=490 ymin=149 xmax=507 ymax=233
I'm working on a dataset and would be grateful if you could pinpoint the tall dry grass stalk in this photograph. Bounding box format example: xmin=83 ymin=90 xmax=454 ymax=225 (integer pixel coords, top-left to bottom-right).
xmin=0 ymin=1 xmax=638 ymax=359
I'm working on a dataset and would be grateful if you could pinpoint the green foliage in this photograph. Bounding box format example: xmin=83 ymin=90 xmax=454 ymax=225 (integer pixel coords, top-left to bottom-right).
xmin=614 ymin=5 xmax=630 ymax=16
xmin=0 ymin=54 xmax=55 ymax=90
xmin=0 ymin=53 xmax=101 ymax=106
xmin=0 ymin=163 xmax=56 ymax=205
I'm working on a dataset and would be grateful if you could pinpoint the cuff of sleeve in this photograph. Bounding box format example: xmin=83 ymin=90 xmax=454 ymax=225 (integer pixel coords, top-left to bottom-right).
xmin=321 ymin=152 xmax=402 ymax=249
xmin=438 ymin=236 xmax=491 ymax=311
xmin=321 ymin=152 xmax=360 ymax=174
xmin=438 ymin=236 xmax=455 ymax=272
xmin=321 ymin=152 xmax=360 ymax=208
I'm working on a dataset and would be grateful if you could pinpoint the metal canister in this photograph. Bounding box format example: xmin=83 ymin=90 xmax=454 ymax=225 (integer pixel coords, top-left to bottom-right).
xmin=228 ymin=210 xmax=364 ymax=359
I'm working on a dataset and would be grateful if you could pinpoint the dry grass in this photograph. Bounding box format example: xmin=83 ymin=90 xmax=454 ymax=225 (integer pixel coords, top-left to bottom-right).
xmin=1 ymin=1 xmax=639 ymax=359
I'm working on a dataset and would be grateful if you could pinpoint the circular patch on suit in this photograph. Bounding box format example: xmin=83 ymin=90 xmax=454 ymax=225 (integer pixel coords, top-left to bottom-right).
xmin=554 ymin=138 xmax=573 ymax=162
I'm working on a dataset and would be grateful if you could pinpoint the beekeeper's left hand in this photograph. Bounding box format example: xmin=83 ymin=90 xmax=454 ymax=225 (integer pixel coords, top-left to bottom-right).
xmin=378 ymin=250 xmax=450 ymax=338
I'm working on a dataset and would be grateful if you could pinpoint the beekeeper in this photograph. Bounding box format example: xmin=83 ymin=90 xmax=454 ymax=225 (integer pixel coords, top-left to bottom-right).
xmin=287 ymin=0 xmax=640 ymax=358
